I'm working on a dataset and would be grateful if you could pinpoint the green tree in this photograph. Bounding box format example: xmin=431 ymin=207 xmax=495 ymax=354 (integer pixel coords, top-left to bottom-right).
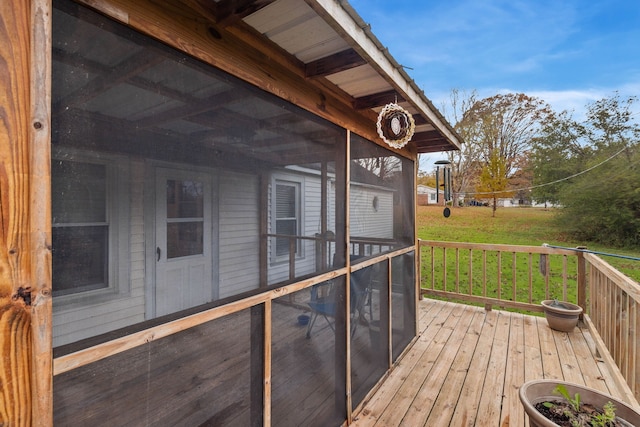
xmin=557 ymin=147 xmax=640 ymax=247
xmin=531 ymin=93 xmax=640 ymax=246
xmin=476 ymin=152 xmax=510 ymax=216
xmin=530 ymin=111 xmax=590 ymax=205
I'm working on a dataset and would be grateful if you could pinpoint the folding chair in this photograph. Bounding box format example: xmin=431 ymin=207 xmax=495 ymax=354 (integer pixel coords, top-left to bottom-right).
xmin=305 ymin=263 xmax=372 ymax=338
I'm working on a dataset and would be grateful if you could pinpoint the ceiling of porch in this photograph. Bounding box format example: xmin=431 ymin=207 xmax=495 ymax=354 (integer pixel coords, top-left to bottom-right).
xmin=179 ymin=0 xmax=462 ymax=153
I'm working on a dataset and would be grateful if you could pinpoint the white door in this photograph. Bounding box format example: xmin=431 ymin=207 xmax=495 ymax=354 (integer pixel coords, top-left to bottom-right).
xmin=155 ymin=168 xmax=212 ymax=317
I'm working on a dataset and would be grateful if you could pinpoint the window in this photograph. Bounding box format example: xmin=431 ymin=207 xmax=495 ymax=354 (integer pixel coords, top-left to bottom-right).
xmin=274 ymin=179 xmax=301 ymax=260
xmin=52 ymin=150 xmax=129 ymax=300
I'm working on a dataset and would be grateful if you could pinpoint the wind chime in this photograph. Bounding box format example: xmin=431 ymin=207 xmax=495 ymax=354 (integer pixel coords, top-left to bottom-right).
xmin=435 ymin=159 xmax=452 ymax=217
xmin=376 ymin=99 xmax=416 ymax=149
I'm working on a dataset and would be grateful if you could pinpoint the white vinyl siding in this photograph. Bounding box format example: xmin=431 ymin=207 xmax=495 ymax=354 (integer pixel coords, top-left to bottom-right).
xmin=350 ymin=185 xmax=394 ymax=239
xmin=53 ymin=155 xmax=141 ymax=347
xmin=218 ymin=171 xmax=260 ymax=297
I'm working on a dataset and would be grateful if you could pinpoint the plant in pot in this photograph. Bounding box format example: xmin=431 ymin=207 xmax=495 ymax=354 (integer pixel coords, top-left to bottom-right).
xmin=520 ymin=379 xmax=640 ymax=426
xmin=541 ymin=299 xmax=583 ymax=332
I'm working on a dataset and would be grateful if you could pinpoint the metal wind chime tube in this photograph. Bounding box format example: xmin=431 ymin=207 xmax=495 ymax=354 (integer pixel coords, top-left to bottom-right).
xmin=435 ymin=160 xmax=452 ymax=217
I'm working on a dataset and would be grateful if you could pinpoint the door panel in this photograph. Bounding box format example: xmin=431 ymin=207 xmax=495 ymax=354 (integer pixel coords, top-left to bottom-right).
xmin=155 ymin=168 xmax=213 ymax=317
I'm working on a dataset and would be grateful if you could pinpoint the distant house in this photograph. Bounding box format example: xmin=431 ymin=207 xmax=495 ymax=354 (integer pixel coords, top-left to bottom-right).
xmin=417 ymin=185 xmax=444 ymax=205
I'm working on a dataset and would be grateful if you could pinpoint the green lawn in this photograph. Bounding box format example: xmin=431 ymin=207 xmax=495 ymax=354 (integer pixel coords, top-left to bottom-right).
xmin=417 ymin=205 xmax=640 ymax=282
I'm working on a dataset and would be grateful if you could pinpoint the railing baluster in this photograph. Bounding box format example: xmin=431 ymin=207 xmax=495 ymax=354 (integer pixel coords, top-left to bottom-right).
xmin=562 ymin=255 xmax=568 ymax=302
xmin=468 ymin=249 xmax=473 ymax=295
xmin=497 ymin=251 xmax=502 ymax=301
xmin=443 ymin=247 xmax=447 ymax=292
xmin=528 ymin=252 xmax=533 ymax=304
xmin=455 ymin=248 xmax=460 ymax=294
xmin=512 ymin=252 xmax=517 ymax=302
xmin=430 ymin=246 xmax=435 ymax=290
xmin=482 ymin=250 xmax=487 ymax=297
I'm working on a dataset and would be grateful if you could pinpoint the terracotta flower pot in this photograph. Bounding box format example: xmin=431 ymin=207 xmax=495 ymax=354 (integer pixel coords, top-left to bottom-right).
xmin=541 ymin=299 xmax=582 ymax=332
xmin=520 ymin=379 xmax=640 ymax=427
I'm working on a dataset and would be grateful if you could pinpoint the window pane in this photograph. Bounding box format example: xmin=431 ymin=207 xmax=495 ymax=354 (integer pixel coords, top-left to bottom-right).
xmin=275 ymin=219 xmax=296 ymax=256
xmin=167 ymin=180 xmax=203 ymax=218
xmin=52 ymin=160 xmax=106 ymax=224
xmin=167 ymin=222 xmax=204 ymax=258
xmin=52 ymin=225 xmax=108 ymax=295
xmin=275 ymin=184 xmax=296 ymax=218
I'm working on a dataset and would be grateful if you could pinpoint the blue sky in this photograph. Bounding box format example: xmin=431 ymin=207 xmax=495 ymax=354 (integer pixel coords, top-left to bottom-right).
xmin=348 ymin=0 xmax=640 ymax=122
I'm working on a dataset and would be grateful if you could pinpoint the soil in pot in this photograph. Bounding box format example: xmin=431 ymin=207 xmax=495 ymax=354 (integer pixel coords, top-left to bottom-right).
xmin=534 ymin=399 xmax=632 ymax=426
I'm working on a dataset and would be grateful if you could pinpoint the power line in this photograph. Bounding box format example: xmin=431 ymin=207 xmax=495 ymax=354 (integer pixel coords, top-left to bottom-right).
xmin=464 ymin=145 xmax=630 ymax=196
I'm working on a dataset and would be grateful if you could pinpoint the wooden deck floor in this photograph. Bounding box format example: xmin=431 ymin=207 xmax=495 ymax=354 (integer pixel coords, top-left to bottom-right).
xmin=351 ymin=298 xmax=637 ymax=427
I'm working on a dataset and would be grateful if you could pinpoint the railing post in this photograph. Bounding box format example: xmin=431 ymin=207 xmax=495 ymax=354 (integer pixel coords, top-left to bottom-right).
xmin=576 ymin=248 xmax=587 ymax=318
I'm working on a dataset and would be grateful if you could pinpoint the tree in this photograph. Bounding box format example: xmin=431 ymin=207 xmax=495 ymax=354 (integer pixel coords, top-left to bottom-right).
xmin=531 ymin=93 xmax=640 ymax=246
xmin=441 ymin=89 xmax=482 ymax=205
xmin=530 ymin=110 xmax=590 ymax=206
xmin=475 ymin=151 xmax=510 ymax=216
xmin=463 ymin=93 xmax=553 ymax=173
xmin=449 ymin=91 xmax=552 ymax=209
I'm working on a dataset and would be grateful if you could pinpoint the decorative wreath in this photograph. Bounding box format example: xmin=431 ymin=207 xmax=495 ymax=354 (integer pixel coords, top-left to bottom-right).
xmin=376 ymin=103 xmax=416 ymax=149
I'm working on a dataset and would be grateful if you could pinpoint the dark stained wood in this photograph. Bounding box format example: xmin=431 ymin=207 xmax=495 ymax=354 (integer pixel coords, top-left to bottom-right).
xmin=305 ymin=48 xmax=367 ymax=78
xmin=214 ymin=0 xmax=276 ymax=28
xmin=351 ymin=299 xmax=639 ymax=426
xmin=353 ymin=90 xmax=405 ymax=110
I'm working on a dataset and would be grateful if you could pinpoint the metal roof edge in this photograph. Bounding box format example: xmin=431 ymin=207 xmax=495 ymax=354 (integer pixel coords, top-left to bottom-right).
xmin=307 ymin=0 xmax=463 ymax=151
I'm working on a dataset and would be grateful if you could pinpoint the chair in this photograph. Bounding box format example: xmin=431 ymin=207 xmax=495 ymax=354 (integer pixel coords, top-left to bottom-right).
xmin=306 ymin=260 xmax=372 ymax=338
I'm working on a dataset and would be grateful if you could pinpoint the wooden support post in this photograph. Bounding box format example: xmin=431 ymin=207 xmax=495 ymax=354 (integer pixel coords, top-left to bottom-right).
xmin=576 ymin=249 xmax=587 ymax=319
xmin=1 ymin=0 xmax=52 ymax=425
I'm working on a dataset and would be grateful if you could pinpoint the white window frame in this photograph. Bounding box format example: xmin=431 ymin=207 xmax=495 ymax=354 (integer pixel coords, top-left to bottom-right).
xmin=52 ymin=147 xmax=130 ymax=308
xmin=271 ymin=175 xmax=304 ymax=264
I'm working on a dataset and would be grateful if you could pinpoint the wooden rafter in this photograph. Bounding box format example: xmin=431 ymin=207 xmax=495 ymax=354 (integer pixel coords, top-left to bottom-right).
xmin=215 ymin=0 xmax=276 ymax=27
xmin=305 ymin=48 xmax=366 ymax=78
xmin=353 ymin=90 xmax=405 ymax=110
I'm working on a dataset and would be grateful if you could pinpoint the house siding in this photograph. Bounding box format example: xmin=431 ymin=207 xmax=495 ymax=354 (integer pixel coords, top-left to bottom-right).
xmin=218 ymin=171 xmax=261 ymax=298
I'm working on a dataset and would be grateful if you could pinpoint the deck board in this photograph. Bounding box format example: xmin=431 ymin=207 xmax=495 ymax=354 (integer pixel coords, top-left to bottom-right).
xmin=351 ymin=299 xmax=638 ymax=427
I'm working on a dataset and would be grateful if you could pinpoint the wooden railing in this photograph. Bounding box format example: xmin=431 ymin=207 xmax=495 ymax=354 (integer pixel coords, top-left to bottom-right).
xmin=419 ymin=240 xmax=586 ymax=313
xmin=419 ymin=240 xmax=639 ymax=403
xmin=584 ymin=252 xmax=640 ymax=402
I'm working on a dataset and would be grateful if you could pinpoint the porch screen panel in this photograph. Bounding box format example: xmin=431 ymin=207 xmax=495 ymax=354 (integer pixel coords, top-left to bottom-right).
xmin=350 ymin=261 xmax=389 ymax=408
xmin=391 ymin=251 xmax=416 ymax=362
xmin=271 ymin=283 xmax=347 ymax=426
xmin=52 ymin=0 xmax=346 ymax=347
xmin=349 ymin=134 xmax=415 ymax=257
xmin=54 ymin=309 xmax=258 ymax=426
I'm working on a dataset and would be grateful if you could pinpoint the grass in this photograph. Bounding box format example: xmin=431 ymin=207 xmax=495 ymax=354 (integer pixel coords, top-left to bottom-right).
xmin=417 ymin=206 xmax=640 ymax=302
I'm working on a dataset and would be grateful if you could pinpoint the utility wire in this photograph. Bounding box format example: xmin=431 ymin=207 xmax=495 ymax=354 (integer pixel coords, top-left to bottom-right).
xmin=465 ymin=145 xmax=630 ymax=196
xmin=543 ymin=243 xmax=640 ymax=262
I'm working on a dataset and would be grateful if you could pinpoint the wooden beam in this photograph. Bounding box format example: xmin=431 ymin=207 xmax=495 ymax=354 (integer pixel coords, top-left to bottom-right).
xmin=1 ymin=0 xmax=52 ymax=425
xmin=353 ymin=90 xmax=405 ymax=110
xmin=215 ymin=0 xmax=276 ymax=28
xmin=30 ymin=0 xmax=54 ymax=424
xmin=305 ymin=48 xmax=366 ymax=78
xmin=411 ymin=130 xmax=443 ymax=144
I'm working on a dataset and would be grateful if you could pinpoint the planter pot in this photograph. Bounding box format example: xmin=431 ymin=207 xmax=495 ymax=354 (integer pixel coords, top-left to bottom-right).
xmin=541 ymin=300 xmax=582 ymax=332
xmin=520 ymin=379 xmax=640 ymax=427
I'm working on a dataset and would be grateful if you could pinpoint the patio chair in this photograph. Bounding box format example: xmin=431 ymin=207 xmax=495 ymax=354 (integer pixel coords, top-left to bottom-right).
xmin=305 ymin=261 xmax=372 ymax=338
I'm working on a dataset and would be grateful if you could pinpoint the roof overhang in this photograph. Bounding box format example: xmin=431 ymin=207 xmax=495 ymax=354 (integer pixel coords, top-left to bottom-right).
xmin=180 ymin=0 xmax=462 ymax=153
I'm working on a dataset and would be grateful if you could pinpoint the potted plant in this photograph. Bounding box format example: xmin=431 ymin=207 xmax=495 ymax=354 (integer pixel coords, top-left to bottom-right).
xmin=520 ymin=379 xmax=640 ymax=426
xmin=541 ymin=299 xmax=583 ymax=332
